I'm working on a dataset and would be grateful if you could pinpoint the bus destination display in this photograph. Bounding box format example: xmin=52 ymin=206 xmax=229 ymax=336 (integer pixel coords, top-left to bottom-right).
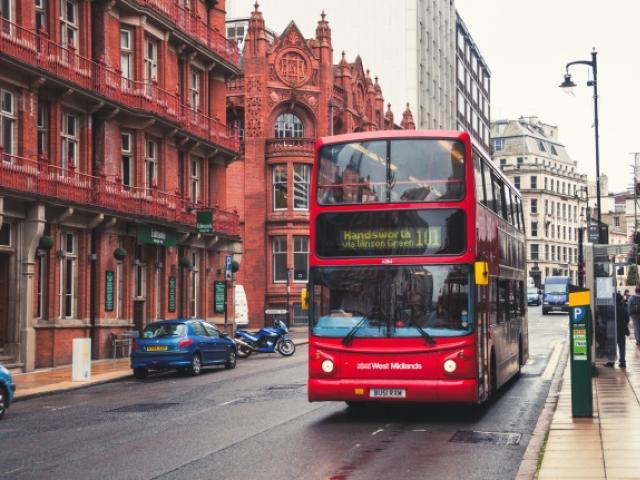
xmin=316 ymin=209 xmax=465 ymax=257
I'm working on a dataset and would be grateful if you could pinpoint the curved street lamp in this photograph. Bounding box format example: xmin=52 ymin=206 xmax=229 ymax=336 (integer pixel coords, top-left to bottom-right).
xmin=560 ymin=49 xmax=603 ymax=243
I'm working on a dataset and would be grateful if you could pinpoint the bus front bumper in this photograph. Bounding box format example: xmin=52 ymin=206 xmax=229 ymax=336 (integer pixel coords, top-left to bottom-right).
xmin=308 ymin=378 xmax=478 ymax=404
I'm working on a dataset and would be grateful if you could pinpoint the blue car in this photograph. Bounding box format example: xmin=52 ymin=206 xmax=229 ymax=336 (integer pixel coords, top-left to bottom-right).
xmin=131 ymin=320 xmax=237 ymax=379
xmin=0 ymin=363 xmax=16 ymax=420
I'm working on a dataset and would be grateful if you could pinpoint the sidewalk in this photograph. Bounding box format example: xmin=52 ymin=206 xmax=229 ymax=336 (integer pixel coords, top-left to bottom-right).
xmin=536 ymin=336 xmax=640 ymax=479
xmin=12 ymin=328 xmax=308 ymax=402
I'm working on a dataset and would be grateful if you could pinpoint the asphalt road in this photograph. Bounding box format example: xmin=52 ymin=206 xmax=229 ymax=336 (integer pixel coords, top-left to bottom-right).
xmin=0 ymin=307 xmax=567 ymax=480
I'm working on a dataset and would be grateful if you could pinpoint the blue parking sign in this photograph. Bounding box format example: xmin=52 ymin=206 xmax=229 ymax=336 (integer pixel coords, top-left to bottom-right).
xmin=225 ymin=255 xmax=232 ymax=281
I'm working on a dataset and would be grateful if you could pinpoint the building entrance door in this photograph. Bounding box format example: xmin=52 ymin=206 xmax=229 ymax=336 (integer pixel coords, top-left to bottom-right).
xmin=0 ymin=254 xmax=10 ymax=346
xmin=133 ymin=300 xmax=145 ymax=333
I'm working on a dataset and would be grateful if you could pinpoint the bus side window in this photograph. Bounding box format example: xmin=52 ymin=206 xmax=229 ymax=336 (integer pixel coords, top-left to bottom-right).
xmin=474 ymin=155 xmax=486 ymax=205
xmin=492 ymin=175 xmax=505 ymax=219
xmin=482 ymin=161 xmax=495 ymax=212
xmin=497 ymin=279 xmax=508 ymax=324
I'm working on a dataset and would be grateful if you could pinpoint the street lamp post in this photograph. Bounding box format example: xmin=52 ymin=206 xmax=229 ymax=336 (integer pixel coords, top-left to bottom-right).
xmin=575 ymin=186 xmax=589 ymax=287
xmin=560 ymin=49 xmax=604 ymax=243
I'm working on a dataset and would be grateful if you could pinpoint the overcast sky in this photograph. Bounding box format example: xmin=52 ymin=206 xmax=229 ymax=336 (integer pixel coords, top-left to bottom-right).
xmin=228 ymin=1 xmax=639 ymax=192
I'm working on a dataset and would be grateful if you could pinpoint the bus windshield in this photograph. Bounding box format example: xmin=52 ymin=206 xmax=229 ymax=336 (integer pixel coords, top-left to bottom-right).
xmin=545 ymin=283 xmax=568 ymax=294
xmin=317 ymin=139 xmax=465 ymax=205
xmin=311 ymin=265 xmax=471 ymax=339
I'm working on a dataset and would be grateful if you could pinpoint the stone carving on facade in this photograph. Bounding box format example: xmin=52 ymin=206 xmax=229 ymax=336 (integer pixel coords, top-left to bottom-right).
xmin=275 ymin=49 xmax=310 ymax=87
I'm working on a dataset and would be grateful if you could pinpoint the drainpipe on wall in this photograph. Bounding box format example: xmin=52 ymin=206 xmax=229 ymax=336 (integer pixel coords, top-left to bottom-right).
xmin=89 ymin=229 xmax=97 ymax=359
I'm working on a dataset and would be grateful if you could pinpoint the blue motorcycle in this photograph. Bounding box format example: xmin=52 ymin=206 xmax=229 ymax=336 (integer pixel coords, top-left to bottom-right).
xmin=234 ymin=320 xmax=296 ymax=358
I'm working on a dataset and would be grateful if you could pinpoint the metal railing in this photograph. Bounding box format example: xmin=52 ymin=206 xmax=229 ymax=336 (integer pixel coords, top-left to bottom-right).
xmin=266 ymin=138 xmax=316 ymax=157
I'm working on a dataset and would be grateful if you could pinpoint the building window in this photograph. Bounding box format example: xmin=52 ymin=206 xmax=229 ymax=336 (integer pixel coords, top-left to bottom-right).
xmin=37 ymin=102 xmax=48 ymax=156
xmin=531 ymin=222 xmax=538 ymax=237
xmin=144 ymin=37 xmax=158 ymax=94
xmin=190 ymin=156 xmax=201 ymax=204
xmin=293 ymin=236 xmax=308 ymax=282
xmin=61 ymin=111 xmax=78 ymax=171
xmin=614 ymin=216 xmax=620 ymax=227
xmin=293 ymin=164 xmax=310 ymax=210
xmin=121 ymin=132 xmax=133 ymax=188
xmin=189 ymin=251 xmax=199 ymax=318
xmin=59 ymin=232 xmax=77 ymax=318
xmin=531 ymin=244 xmax=539 ymax=260
xmin=0 ymin=0 xmax=12 ymax=33
xmin=551 ymin=245 xmax=556 ymax=261
xmin=120 ymin=28 xmax=133 ymax=87
xmin=513 ymin=176 xmax=520 ymax=190
xmin=189 ymin=66 xmax=201 ymax=113
xmin=530 ymin=199 xmax=537 ymax=214
xmin=550 ymin=144 xmax=558 ymax=155
xmin=530 ymin=176 xmax=537 ymax=189
xmin=500 ymin=158 xmax=506 ymax=169
xmin=60 ymin=0 xmax=78 ymax=49
xmin=0 ymin=89 xmax=16 ymax=157
xmin=545 ymin=244 xmax=549 ymax=261
xmin=538 ymin=140 xmax=546 ymax=152
xmin=272 ymin=236 xmax=287 ymax=283
xmin=517 ymin=157 xmax=523 ymax=168
xmin=544 ymin=177 xmax=548 ymax=190
xmin=492 ymin=138 xmax=504 ymax=151
xmin=35 ymin=0 xmax=47 ymax=32
xmin=145 ymin=137 xmax=157 ymax=195
xmin=134 ymin=245 xmax=146 ymax=299
xmin=274 ymin=113 xmax=304 ymax=138
xmin=273 ymin=165 xmax=287 ymax=210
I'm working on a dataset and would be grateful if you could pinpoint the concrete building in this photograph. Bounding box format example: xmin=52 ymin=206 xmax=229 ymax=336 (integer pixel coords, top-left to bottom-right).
xmin=0 ymin=0 xmax=241 ymax=371
xmin=225 ymin=6 xmax=404 ymax=327
xmin=226 ymin=1 xmax=488 ymax=146
xmin=491 ymin=117 xmax=588 ymax=287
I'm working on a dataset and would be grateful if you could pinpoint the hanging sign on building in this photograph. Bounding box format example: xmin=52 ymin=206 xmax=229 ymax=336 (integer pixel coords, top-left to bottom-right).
xmin=196 ymin=210 xmax=214 ymax=234
xmin=105 ymin=270 xmax=115 ymax=312
xmin=137 ymin=226 xmax=177 ymax=247
xmin=214 ymin=281 xmax=226 ymax=313
xmin=168 ymin=276 xmax=176 ymax=313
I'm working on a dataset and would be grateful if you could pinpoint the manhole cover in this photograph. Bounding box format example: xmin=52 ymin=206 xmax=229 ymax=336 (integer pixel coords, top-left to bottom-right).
xmin=109 ymin=402 xmax=180 ymax=413
xmin=449 ymin=430 xmax=521 ymax=445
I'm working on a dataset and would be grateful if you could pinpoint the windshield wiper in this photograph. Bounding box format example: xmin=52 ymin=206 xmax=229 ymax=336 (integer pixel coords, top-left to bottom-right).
xmin=342 ymin=316 xmax=370 ymax=346
xmin=404 ymin=316 xmax=436 ymax=345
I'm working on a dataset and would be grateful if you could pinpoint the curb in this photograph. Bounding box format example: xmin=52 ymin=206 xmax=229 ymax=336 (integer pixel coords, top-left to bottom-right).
xmin=13 ymin=338 xmax=309 ymax=403
xmin=515 ymin=339 xmax=569 ymax=480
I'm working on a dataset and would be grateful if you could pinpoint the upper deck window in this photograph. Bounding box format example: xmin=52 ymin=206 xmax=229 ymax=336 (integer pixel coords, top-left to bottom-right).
xmin=317 ymin=138 xmax=465 ymax=205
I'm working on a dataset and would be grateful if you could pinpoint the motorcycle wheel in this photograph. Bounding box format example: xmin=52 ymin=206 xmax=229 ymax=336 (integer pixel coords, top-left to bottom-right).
xmin=236 ymin=345 xmax=253 ymax=358
xmin=277 ymin=339 xmax=296 ymax=356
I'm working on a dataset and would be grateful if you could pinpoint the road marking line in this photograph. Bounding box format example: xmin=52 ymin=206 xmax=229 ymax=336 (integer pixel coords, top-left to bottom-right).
xmin=412 ymin=429 xmax=427 ymax=432
xmin=371 ymin=429 xmax=384 ymax=436
xmin=219 ymin=398 xmax=241 ymax=406
xmin=542 ymin=340 xmax=564 ymax=380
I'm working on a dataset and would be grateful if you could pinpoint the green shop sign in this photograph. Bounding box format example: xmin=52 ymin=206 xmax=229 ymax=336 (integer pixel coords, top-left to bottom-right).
xmin=196 ymin=210 xmax=213 ymax=234
xmin=137 ymin=226 xmax=177 ymax=247
xmin=214 ymin=281 xmax=226 ymax=314
xmin=105 ymin=270 xmax=115 ymax=312
xmin=168 ymin=276 xmax=176 ymax=313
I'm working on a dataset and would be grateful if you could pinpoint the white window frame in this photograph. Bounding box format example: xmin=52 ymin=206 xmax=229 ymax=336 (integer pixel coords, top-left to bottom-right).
xmin=60 ymin=0 xmax=78 ymax=50
xmin=272 ymin=165 xmax=287 ymax=211
xmin=272 ymin=236 xmax=287 ymax=283
xmin=144 ymin=36 xmax=158 ymax=91
xmin=144 ymin=137 xmax=157 ymax=195
xmin=58 ymin=231 xmax=77 ymax=319
xmin=61 ymin=111 xmax=78 ymax=171
xmin=134 ymin=245 xmax=146 ymax=300
xmin=37 ymin=102 xmax=48 ymax=156
xmin=293 ymin=164 xmax=310 ymax=211
xmin=190 ymin=156 xmax=201 ymax=204
xmin=35 ymin=0 xmax=47 ymax=32
xmin=293 ymin=236 xmax=308 ymax=283
xmin=121 ymin=131 xmax=133 ymax=188
xmin=0 ymin=88 xmax=16 ymax=157
xmin=189 ymin=66 xmax=201 ymax=113
xmin=274 ymin=113 xmax=304 ymax=139
xmin=120 ymin=28 xmax=133 ymax=87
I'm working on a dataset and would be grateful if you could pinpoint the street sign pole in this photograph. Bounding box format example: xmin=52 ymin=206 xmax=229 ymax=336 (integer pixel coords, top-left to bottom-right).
xmin=224 ymin=255 xmax=232 ymax=331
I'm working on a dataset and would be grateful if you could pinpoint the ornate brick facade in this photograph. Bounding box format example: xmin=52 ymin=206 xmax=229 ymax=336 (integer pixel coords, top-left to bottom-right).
xmin=226 ymin=6 xmax=412 ymax=327
xmin=0 ymin=0 xmax=241 ymax=370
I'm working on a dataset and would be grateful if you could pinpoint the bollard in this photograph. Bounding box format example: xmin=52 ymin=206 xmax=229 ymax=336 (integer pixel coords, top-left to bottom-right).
xmin=568 ymin=287 xmax=593 ymax=417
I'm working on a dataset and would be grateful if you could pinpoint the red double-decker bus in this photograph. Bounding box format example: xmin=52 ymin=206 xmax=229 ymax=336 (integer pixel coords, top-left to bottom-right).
xmin=306 ymin=130 xmax=528 ymax=405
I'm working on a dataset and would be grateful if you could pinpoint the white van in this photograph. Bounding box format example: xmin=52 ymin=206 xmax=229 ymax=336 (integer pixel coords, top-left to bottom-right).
xmin=234 ymin=285 xmax=249 ymax=326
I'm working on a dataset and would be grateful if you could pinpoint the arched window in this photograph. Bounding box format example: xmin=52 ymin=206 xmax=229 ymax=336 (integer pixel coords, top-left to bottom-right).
xmin=274 ymin=113 xmax=304 ymax=138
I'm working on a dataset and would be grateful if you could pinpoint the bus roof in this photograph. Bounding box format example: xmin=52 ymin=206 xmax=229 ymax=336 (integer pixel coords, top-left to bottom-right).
xmin=317 ymin=129 xmax=467 ymax=146
xmin=545 ymin=276 xmax=570 ymax=284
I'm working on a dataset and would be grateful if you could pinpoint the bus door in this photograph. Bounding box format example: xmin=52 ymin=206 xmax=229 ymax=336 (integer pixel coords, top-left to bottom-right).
xmin=476 ymin=283 xmax=489 ymax=399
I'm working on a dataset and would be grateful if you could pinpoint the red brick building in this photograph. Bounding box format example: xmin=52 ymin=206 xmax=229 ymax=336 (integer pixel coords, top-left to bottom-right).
xmin=0 ymin=0 xmax=242 ymax=371
xmin=226 ymin=6 xmax=411 ymax=327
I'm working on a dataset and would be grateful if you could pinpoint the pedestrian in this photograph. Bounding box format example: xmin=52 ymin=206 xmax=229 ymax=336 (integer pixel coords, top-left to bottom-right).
xmin=606 ymin=292 xmax=630 ymax=368
xmin=624 ymin=289 xmax=630 ymax=305
xmin=627 ymin=286 xmax=640 ymax=347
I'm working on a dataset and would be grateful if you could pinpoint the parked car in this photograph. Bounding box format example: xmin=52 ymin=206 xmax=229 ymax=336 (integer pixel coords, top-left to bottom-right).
xmin=0 ymin=363 xmax=16 ymax=420
xmin=130 ymin=320 xmax=236 ymax=379
xmin=527 ymin=287 xmax=541 ymax=306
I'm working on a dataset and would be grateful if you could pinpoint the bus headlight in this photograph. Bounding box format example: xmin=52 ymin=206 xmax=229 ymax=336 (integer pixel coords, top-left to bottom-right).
xmin=321 ymin=359 xmax=334 ymax=373
xmin=443 ymin=359 xmax=457 ymax=373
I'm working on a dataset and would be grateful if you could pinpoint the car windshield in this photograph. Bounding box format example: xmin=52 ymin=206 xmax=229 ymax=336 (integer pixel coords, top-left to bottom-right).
xmin=142 ymin=323 xmax=186 ymax=338
xmin=545 ymin=283 xmax=567 ymax=294
xmin=310 ymin=265 xmax=471 ymax=339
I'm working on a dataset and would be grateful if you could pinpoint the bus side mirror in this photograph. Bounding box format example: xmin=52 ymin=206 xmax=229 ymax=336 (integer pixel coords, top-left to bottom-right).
xmin=475 ymin=261 xmax=489 ymax=286
xmin=301 ymin=287 xmax=309 ymax=311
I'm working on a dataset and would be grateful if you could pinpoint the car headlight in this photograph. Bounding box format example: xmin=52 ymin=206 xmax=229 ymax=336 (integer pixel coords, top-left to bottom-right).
xmin=321 ymin=359 xmax=334 ymax=373
xmin=443 ymin=359 xmax=457 ymax=373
